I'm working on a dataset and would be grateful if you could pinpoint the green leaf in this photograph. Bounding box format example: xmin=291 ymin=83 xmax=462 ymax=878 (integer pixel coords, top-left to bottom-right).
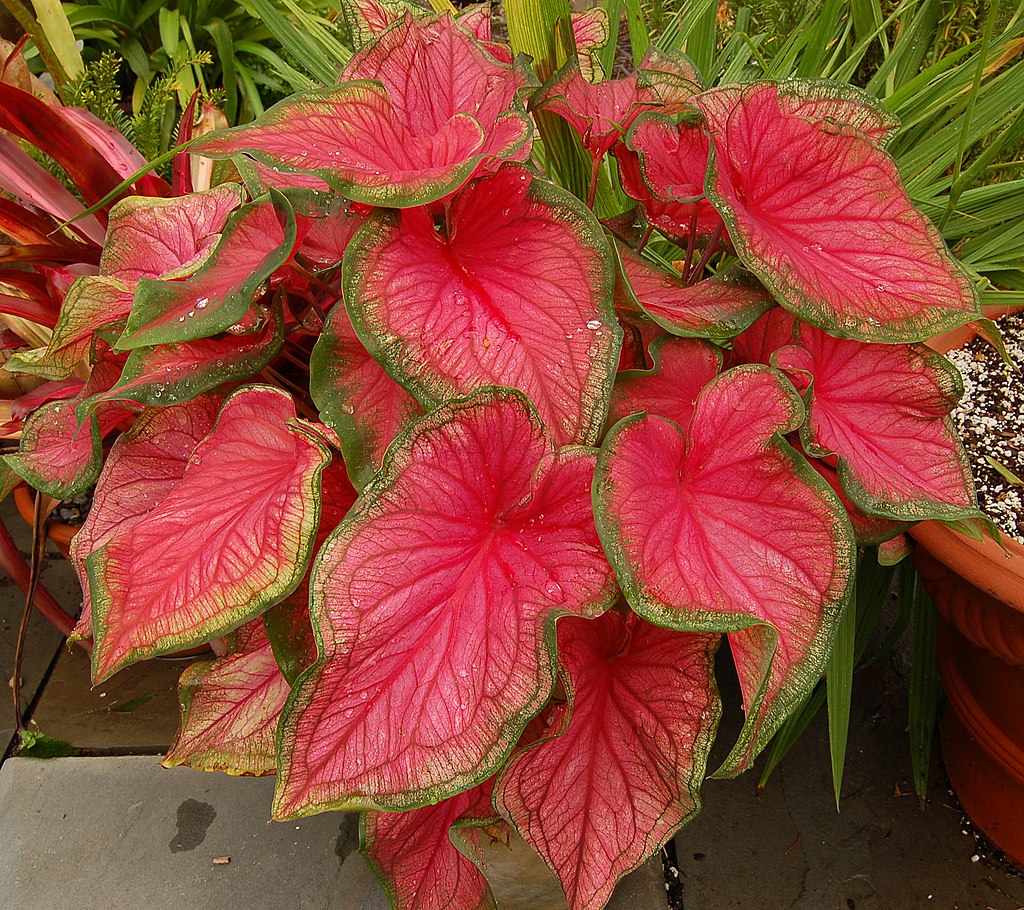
xmin=18 ymin=728 xmax=76 ymax=758
xmin=112 ymin=694 xmax=156 ymax=714
xmin=826 ymin=582 xmax=856 ymax=811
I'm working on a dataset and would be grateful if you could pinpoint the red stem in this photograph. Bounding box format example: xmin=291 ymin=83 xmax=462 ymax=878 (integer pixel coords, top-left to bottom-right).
xmin=586 ymin=155 xmax=601 ymax=211
xmin=688 ymin=222 xmax=724 ymax=286
xmin=0 ymin=517 xmax=76 ymax=636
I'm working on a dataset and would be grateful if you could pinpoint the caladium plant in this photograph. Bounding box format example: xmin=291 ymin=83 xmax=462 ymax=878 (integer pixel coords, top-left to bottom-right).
xmin=3 ymin=3 xmax=988 ymax=909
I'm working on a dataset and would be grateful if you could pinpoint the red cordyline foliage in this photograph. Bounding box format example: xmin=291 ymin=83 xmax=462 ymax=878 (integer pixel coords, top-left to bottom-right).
xmin=2 ymin=4 xmax=986 ymax=908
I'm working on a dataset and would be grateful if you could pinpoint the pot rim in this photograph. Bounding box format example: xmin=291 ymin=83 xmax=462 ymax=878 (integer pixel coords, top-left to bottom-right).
xmin=909 ymin=305 xmax=1024 ymax=610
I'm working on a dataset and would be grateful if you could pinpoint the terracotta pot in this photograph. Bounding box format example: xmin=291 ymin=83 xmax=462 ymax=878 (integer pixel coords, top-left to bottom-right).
xmin=909 ymin=307 xmax=1024 ymax=867
xmin=13 ymin=483 xmax=77 ymax=559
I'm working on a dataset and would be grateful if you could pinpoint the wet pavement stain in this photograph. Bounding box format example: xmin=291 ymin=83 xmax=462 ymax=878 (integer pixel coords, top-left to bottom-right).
xmin=169 ymin=799 xmax=216 ymax=853
xmin=334 ymin=818 xmax=358 ymax=866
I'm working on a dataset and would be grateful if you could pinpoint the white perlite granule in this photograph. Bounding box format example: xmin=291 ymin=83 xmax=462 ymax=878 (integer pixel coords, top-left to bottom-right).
xmin=945 ymin=311 xmax=1024 ymax=545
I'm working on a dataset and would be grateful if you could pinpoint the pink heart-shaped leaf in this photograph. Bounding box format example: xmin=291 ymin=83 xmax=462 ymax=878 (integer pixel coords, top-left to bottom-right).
xmin=116 ymin=196 xmax=297 ymax=350
xmin=774 ymin=323 xmax=978 ymax=521
xmin=274 ymin=390 xmax=618 ymax=817
xmin=345 ymin=165 xmax=619 ymax=448
xmin=607 ymin=335 xmax=722 ymax=429
xmin=100 ymin=185 xmax=245 ymax=283
xmin=310 ymin=302 xmax=423 ymax=489
xmin=194 ymin=17 xmax=531 ymax=207
xmin=7 ymin=276 xmax=134 ymax=380
xmin=495 ymin=612 xmax=720 ymax=910
xmin=68 ymin=396 xmax=223 ymax=646
xmin=695 ymin=82 xmax=979 ymax=341
xmin=615 ymin=241 xmax=772 ymax=340
xmin=594 ymin=366 xmax=854 ymax=773
xmin=87 ymin=386 xmax=333 ymax=682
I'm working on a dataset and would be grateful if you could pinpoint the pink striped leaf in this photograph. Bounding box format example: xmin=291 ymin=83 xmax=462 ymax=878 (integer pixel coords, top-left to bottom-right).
xmin=594 ymin=366 xmax=854 ymax=773
xmin=68 ymin=396 xmax=223 ymax=646
xmin=362 ymin=780 xmax=500 ymax=910
xmin=620 ymin=113 xmax=722 ymax=242
xmin=163 ymin=618 xmax=290 ymax=776
xmin=99 ymin=185 xmax=245 ymax=283
xmin=296 ymin=200 xmax=366 ymax=267
xmin=533 ymin=60 xmax=660 ymax=160
xmin=773 ymin=324 xmax=978 ymax=522
xmin=615 ymin=242 xmax=772 ymax=340
xmin=273 ymin=390 xmax=618 ymax=818
xmin=115 ymin=196 xmax=296 ymax=350
xmin=310 ymin=301 xmax=423 ymax=489
xmin=6 ymin=276 xmax=133 ymax=380
xmin=494 ymin=612 xmax=720 ymax=910
xmin=695 ymin=82 xmax=980 ymax=341
xmin=345 ymin=165 xmax=618 ymax=448
xmin=193 ymin=17 xmax=530 ymax=208
xmin=86 ymin=386 xmax=333 ymax=682
xmin=80 ymin=300 xmax=284 ymax=417
xmin=607 ymin=336 xmax=722 ymax=428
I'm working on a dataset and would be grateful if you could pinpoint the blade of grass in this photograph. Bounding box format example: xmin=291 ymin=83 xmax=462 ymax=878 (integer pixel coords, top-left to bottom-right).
xmin=600 ymin=0 xmax=624 ymax=76
xmin=905 ymin=564 xmax=940 ymax=806
xmin=826 ymin=573 xmax=856 ymax=810
xmin=939 ymin=0 xmax=1001 ymax=230
xmin=623 ymin=0 xmax=651 ymax=65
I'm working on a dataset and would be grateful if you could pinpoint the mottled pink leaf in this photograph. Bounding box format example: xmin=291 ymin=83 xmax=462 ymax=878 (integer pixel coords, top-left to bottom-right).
xmin=310 ymin=302 xmax=422 ymax=488
xmin=116 ymin=196 xmax=297 ymax=350
xmin=297 ymin=201 xmax=366 ymax=267
xmin=6 ymin=276 xmax=133 ymax=380
xmin=594 ymin=366 xmax=854 ymax=773
xmin=68 ymin=396 xmax=222 ymax=646
xmin=615 ymin=242 xmax=771 ymax=340
xmin=87 ymin=386 xmax=332 ymax=682
xmin=163 ymin=619 xmax=290 ymax=776
xmin=194 ymin=17 xmax=530 ymax=207
xmin=99 ymin=185 xmax=245 ymax=283
xmin=773 ymin=324 xmax=978 ymax=521
xmin=620 ymin=113 xmax=722 ymax=242
xmin=533 ymin=60 xmax=660 ymax=159
xmin=695 ymin=82 xmax=979 ymax=341
xmin=638 ymin=48 xmax=703 ymax=114
xmin=363 ymin=780 xmax=500 ymax=910
xmin=343 ymin=15 xmax=531 ymax=167
xmin=607 ymin=336 xmax=721 ymax=428
xmin=495 ymin=612 xmax=719 ymax=910
xmin=346 ymin=165 xmax=618 ymax=447
xmin=274 ymin=390 xmax=617 ymax=817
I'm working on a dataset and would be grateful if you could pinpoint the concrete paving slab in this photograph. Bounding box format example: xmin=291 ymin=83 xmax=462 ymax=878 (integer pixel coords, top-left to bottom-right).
xmin=674 ymin=662 xmax=1024 ymax=910
xmin=0 ymin=756 xmax=663 ymax=910
xmin=30 ymin=643 xmax=188 ymax=752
